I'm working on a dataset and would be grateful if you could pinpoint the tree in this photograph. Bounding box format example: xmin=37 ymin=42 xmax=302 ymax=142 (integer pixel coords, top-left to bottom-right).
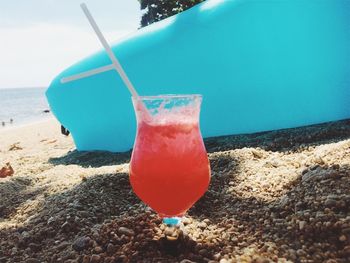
xmin=139 ymin=0 xmax=205 ymax=27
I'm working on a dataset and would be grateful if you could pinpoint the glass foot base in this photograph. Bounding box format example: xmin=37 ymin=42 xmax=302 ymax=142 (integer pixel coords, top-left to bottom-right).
xmin=163 ymin=217 xmax=181 ymax=226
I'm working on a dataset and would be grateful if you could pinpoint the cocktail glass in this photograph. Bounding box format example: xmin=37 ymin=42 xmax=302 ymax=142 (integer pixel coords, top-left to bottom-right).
xmin=129 ymin=94 xmax=211 ymax=225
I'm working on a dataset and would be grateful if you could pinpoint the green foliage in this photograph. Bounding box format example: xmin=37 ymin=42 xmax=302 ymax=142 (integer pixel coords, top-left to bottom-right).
xmin=138 ymin=0 xmax=205 ymax=27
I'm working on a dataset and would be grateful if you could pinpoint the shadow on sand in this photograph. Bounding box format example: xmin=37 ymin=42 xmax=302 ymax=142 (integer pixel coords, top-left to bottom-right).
xmin=48 ymin=150 xmax=131 ymax=168
xmin=1 ymin=160 xmax=349 ymax=262
xmin=0 ymin=177 xmax=48 ymax=220
xmin=190 ymin=159 xmax=350 ymax=260
xmin=205 ymin=118 xmax=350 ymax=153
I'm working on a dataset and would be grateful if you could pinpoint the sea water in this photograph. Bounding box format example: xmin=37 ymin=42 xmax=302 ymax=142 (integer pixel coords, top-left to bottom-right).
xmin=0 ymin=87 xmax=51 ymax=128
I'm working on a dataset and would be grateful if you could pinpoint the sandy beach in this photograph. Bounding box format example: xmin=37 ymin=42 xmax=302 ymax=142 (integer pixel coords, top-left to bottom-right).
xmin=0 ymin=118 xmax=350 ymax=263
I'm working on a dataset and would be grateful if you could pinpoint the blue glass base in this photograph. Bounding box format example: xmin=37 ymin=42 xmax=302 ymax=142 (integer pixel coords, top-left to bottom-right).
xmin=163 ymin=217 xmax=181 ymax=226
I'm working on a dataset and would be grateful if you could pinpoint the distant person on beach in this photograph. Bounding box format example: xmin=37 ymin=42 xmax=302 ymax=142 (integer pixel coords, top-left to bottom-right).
xmin=1 ymin=121 xmax=5 ymax=127
xmin=10 ymin=118 xmax=13 ymax=124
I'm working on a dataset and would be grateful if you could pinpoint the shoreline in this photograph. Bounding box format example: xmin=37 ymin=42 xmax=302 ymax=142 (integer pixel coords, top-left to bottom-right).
xmin=0 ymin=115 xmax=55 ymax=133
xmin=0 ymin=86 xmax=50 ymax=133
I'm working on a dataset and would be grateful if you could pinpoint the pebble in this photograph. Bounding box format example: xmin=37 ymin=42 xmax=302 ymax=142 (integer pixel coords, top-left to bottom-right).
xmin=325 ymin=198 xmax=337 ymax=207
xmin=90 ymin=254 xmax=101 ymax=263
xmin=339 ymin=235 xmax=347 ymax=242
xmin=297 ymin=249 xmax=306 ymax=257
xmin=254 ymin=257 xmax=270 ymax=263
xmin=72 ymin=236 xmax=90 ymax=252
xmin=61 ymin=221 xmax=71 ymax=232
xmin=28 ymin=243 xmax=41 ymax=252
xmin=198 ymin=221 xmax=207 ymax=229
xmin=94 ymin=246 xmax=103 ymax=253
xmin=251 ymin=149 xmax=264 ymax=158
xmin=288 ymin=249 xmax=297 ymax=261
xmin=57 ymin=241 xmax=70 ymax=250
xmin=47 ymin=216 xmax=56 ymax=225
xmin=299 ymin=221 xmax=306 ymax=230
xmin=106 ymin=243 xmax=115 ymax=254
xmin=118 ymin=226 xmax=135 ymax=236
xmin=182 ymin=217 xmax=192 ymax=225
xmin=82 ymin=255 xmax=90 ymax=263
xmin=21 ymin=231 xmax=30 ymax=238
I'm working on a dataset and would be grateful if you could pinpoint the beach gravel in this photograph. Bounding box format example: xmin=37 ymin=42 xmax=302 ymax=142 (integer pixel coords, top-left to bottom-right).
xmin=0 ymin=119 xmax=350 ymax=262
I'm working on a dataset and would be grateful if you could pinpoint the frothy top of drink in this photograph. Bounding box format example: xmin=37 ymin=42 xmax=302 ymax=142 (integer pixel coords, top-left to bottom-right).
xmin=133 ymin=95 xmax=202 ymax=126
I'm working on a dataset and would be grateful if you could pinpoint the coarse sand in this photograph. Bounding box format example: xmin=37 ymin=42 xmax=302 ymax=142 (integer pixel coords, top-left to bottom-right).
xmin=0 ymin=118 xmax=350 ymax=262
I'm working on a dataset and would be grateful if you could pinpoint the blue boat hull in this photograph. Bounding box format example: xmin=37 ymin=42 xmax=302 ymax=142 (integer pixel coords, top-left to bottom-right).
xmin=46 ymin=0 xmax=350 ymax=152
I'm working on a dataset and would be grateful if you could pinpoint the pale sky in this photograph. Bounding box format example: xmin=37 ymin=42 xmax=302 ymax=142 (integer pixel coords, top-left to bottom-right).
xmin=0 ymin=0 xmax=141 ymax=89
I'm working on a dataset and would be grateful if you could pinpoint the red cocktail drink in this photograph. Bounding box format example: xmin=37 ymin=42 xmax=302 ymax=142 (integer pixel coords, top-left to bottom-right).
xmin=130 ymin=95 xmax=210 ymax=220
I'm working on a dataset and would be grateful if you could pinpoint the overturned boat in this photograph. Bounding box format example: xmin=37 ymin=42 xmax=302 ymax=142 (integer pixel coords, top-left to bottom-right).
xmin=46 ymin=0 xmax=350 ymax=152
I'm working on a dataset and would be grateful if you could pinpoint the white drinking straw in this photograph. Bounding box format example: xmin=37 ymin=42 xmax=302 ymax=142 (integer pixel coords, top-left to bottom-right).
xmin=80 ymin=3 xmax=139 ymax=98
xmin=61 ymin=64 xmax=114 ymax=84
